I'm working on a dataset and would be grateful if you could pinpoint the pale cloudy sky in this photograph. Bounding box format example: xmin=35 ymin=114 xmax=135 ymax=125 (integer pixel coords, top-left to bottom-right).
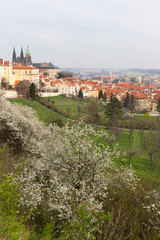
xmin=1 ymin=0 xmax=160 ymax=68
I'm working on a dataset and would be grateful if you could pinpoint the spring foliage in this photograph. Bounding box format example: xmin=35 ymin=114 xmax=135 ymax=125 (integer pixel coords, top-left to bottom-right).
xmin=0 ymin=96 xmax=160 ymax=239
xmin=0 ymin=97 xmax=135 ymax=217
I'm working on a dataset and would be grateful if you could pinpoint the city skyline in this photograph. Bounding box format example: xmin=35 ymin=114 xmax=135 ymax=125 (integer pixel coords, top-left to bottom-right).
xmin=1 ymin=0 xmax=160 ymax=69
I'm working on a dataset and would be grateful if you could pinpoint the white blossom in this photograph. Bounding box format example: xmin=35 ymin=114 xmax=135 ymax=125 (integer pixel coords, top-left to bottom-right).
xmin=0 ymin=96 xmax=157 ymax=221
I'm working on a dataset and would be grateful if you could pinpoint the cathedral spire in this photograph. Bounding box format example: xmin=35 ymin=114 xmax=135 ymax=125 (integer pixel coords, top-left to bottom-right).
xmin=12 ymin=47 xmax=17 ymax=63
xmin=20 ymin=47 xmax=24 ymax=64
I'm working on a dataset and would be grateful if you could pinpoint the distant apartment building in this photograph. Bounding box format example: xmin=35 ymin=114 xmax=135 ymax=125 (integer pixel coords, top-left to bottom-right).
xmin=58 ymin=81 xmax=76 ymax=96
xmin=87 ymin=90 xmax=99 ymax=99
xmin=135 ymin=98 xmax=157 ymax=111
xmin=13 ymin=64 xmax=39 ymax=87
xmin=0 ymin=59 xmax=15 ymax=87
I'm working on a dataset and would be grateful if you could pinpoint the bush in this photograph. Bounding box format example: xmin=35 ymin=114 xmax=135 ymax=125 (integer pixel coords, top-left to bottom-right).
xmin=0 ymin=172 xmax=30 ymax=239
xmin=102 ymin=181 xmax=160 ymax=240
xmin=52 ymin=119 xmax=64 ymax=127
xmin=0 ymin=214 xmax=30 ymax=240
xmin=59 ymin=204 xmax=110 ymax=240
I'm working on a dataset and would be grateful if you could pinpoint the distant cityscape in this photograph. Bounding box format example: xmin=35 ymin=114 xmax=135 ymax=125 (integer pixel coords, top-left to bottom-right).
xmin=0 ymin=47 xmax=160 ymax=113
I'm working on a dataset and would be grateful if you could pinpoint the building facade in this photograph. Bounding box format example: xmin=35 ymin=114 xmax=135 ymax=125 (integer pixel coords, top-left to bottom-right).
xmin=13 ymin=65 xmax=39 ymax=87
xmin=33 ymin=62 xmax=60 ymax=79
xmin=0 ymin=59 xmax=15 ymax=87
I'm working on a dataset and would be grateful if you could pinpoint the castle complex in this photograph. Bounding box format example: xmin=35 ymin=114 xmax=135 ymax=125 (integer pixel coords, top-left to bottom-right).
xmin=12 ymin=46 xmax=32 ymax=66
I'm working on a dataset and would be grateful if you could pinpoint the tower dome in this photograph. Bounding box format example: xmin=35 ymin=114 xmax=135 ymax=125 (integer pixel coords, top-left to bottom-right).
xmin=25 ymin=46 xmax=32 ymax=65
xmin=25 ymin=46 xmax=31 ymax=55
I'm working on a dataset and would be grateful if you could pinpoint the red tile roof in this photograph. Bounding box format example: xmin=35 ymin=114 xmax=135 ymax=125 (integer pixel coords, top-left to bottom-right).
xmin=13 ymin=65 xmax=38 ymax=70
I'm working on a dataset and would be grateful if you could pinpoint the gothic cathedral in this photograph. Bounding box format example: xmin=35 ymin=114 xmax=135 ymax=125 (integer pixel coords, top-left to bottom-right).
xmin=12 ymin=46 xmax=32 ymax=66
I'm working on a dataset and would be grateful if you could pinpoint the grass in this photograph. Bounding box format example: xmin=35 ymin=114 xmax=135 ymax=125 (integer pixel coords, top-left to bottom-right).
xmin=92 ymin=127 xmax=160 ymax=188
xmin=134 ymin=114 xmax=158 ymax=120
xmin=8 ymin=98 xmax=67 ymax=124
xmin=43 ymin=96 xmax=108 ymax=125
xmin=46 ymin=95 xmax=91 ymax=119
xmin=117 ymin=130 xmax=160 ymax=188
xmin=44 ymin=96 xmax=159 ymax=127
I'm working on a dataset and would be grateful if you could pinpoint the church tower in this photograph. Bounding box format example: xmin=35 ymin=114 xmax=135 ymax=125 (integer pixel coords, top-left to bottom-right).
xmin=20 ymin=47 xmax=24 ymax=65
xmin=12 ymin=47 xmax=17 ymax=63
xmin=25 ymin=46 xmax=32 ymax=66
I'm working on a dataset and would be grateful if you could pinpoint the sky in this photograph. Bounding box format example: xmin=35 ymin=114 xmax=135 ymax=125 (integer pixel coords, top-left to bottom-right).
xmin=1 ymin=0 xmax=160 ymax=69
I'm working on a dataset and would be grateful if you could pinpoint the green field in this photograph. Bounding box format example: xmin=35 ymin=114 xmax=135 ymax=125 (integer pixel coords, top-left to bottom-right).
xmin=8 ymin=97 xmax=160 ymax=188
xmin=43 ymin=96 xmax=159 ymax=128
xmin=8 ymin=98 xmax=67 ymax=124
xmin=93 ymin=128 xmax=160 ymax=188
xmin=46 ymin=95 xmax=91 ymax=119
xmin=118 ymin=130 xmax=160 ymax=188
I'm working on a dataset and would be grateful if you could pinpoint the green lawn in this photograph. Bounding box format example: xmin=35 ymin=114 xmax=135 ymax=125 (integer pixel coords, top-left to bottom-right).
xmin=134 ymin=114 xmax=158 ymax=120
xmin=8 ymin=98 xmax=67 ymax=124
xmin=45 ymin=96 xmax=107 ymax=125
xmin=93 ymin=127 xmax=160 ymax=188
xmin=118 ymin=130 xmax=160 ymax=188
xmin=46 ymin=95 xmax=92 ymax=119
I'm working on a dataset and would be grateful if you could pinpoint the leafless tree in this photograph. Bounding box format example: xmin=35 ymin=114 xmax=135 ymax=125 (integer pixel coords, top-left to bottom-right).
xmin=126 ymin=147 xmax=141 ymax=166
xmin=105 ymin=127 xmax=122 ymax=150
xmin=142 ymin=130 xmax=160 ymax=167
xmin=87 ymin=102 xmax=98 ymax=117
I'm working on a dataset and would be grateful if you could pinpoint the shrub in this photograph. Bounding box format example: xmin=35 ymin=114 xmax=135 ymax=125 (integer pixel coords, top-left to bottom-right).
xmin=102 ymin=181 xmax=160 ymax=240
xmin=0 ymin=171 xmax=30 ymax=239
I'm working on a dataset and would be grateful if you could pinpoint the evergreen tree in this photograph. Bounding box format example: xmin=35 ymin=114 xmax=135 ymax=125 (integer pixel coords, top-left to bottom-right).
xmin=78 ymin=89 xmax=83 ymax=99
xmin=105 ymin=95 xmax=123 ymax=120
xmin=1 ymin=78 xmax=7 ymax=89
xmin=98 ymin=89 xmax=103 ymax=99
xmin=130 ymin=95 xmax=135 ymax=113
xmin=29 ymin=83 xmax=36 ymax=100
xmin=103 ymin=92 xmax=107 ymax=101
xmin=110 ymin=93 xmax=113 ymax=102
xmin=157 ymin=97 xmax=160 ymax=112
xmin=124 ymin=92 xmax=130 ymax=109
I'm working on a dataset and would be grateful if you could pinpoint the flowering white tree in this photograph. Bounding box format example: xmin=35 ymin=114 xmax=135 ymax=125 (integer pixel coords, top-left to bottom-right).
xmin=0 ymin=97 xmax=143 ymax=220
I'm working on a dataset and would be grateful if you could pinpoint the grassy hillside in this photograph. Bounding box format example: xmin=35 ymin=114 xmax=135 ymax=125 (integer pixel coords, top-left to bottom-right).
xmin=41 ymin=96 xmax=159 ymax=128
xmin=8 ymin=98 xmax=67 ymax=124
xmin=118 ymin=130 xmax=160 ymax=188
xmin=8 ymin=97 xmax=160 ymax=188
xmin=46 ymin=95 xmax=92 ymax=119
xmin=93 ymin=128 xmax=160 ymax=188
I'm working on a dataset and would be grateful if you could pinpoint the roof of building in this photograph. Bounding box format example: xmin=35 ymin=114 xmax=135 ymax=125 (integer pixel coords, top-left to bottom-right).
xmin=33 ymin=62 xmax=58 ymax=69
xmin=13 ymin=65 xmax=38 ymax=70
xmin=16 ymin=80 xmax=31 ymax=88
